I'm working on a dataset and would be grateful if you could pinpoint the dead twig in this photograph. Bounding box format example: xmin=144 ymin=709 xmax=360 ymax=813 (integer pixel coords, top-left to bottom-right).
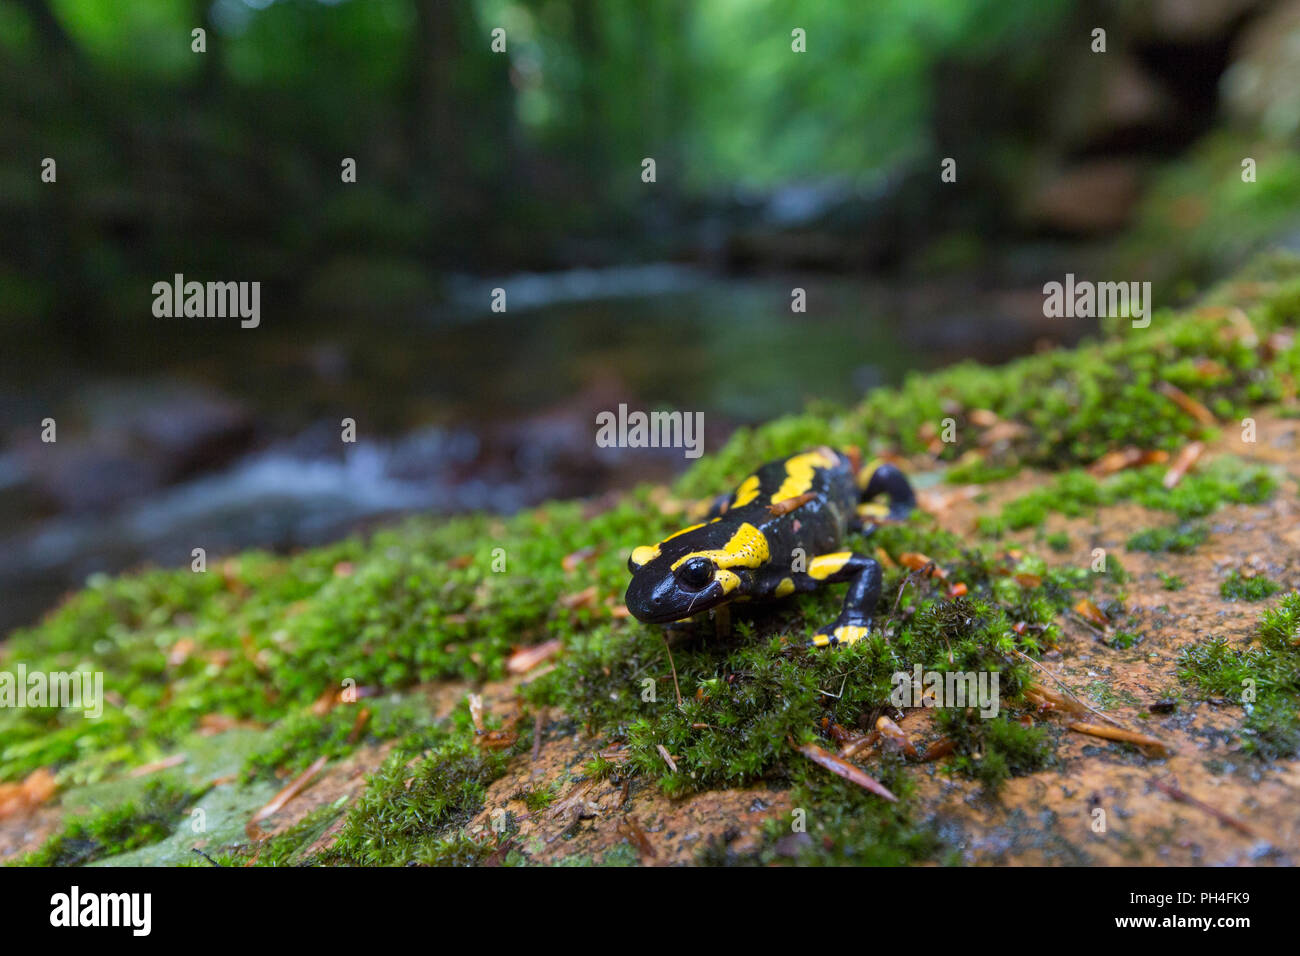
xmin=1068 ymin=721 xmax=1170 ymax=757
xmin=655 ymin=744 xmax=678 ymax=773
xmin=1013 ymin=649 xmax=1122 ymax=728
xmin=531 ymin=709 xmax=546 ymax=764
xmin=247 ymin=755 xmax=328 ymax=839
xmin=792 ymin=738 xmax=898 ymax=802
xmin=661 ymin=632 xmax=683 ymax=710
xmin=1152 ymin=777 xmax=1258 ymax=839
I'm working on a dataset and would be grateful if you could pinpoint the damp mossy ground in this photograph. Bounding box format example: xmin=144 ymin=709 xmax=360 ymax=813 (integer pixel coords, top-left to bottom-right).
xmin=5 ymin=252 xmax=1300 ymax=865
xmin=1178 ymin=592 xmax=1300 ymax=760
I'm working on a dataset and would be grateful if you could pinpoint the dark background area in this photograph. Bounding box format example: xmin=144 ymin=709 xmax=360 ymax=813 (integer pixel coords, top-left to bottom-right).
xmin=3 ymin=0 xmax=1300 ymax=633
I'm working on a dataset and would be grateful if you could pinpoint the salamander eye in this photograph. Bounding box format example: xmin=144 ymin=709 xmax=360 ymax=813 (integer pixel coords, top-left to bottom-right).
xmin=675 ymin=556 xmax=715 ymax=591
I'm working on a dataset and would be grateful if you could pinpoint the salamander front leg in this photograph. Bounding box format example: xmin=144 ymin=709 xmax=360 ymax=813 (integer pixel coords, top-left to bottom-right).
xmin=804 ymin=552 xmax=882 ymax=649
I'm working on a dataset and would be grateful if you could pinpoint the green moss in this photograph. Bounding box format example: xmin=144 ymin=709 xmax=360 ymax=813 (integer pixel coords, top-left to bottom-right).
xmin=1120 ymin=133 xmax=1300 ymax=292
xmin=1220 ymin=570 xmax=1281 ymax=602
xmin=324 ymin=705 xmax=524 ymax=866
xmin=1046 ymin=531 xmax=1070 ymax=553
xmin=0 ymin=494 xmax=676 ymax=784
xmin=936 ymin=710 xmax=1055 ymax=791
xmin=515 ymin=783 xmax=558 ymax=814
xmin=1157 ymin=572 xmax=1186 ymax=591
xmin=16 ymin=781 xmax=205 ymax=867
xmin=1107 ymin=630 xmax=1142 ymax=650
xmin=240 ymin=700 xmax=424 ymax=781
xmin=530 ymin=517 xmax=1074 ymax=802
xmin=699 ymin=756 xmax=952 ymax=866
xmin=682 ymin=257 xmax=1300 ymax=501
xmin=980 ymin=457 xmax=1276 ymax=538
xmin=1178 ymin=592 xmax=1300 ymax=758
xmin=1127 ymin=522 xmax=1208 ymax=554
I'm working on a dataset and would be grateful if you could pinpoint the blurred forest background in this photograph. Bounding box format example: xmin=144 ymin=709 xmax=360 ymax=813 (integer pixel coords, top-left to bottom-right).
xmin=3 ymin=0 xmax=1300 ymax=632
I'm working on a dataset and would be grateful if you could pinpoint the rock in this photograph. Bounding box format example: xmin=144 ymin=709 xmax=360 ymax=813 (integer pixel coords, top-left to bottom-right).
xmin=1130 ymin=0 xmax=1262 ymax=43
xmin=1024 ymin=160 xmax=1144 ymax=235
xmin=1054 ymin=55 xmax=1178 ymax=153
xmin=14 ymin=381 xmax=255 ymax=513
xmin=1221 ymin=0 xmax=1300 ymax=138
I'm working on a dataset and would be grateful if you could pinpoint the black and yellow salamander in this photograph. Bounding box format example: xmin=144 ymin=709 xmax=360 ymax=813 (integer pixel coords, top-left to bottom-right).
xmin=624 ymin=447 xmax=915 ymax=648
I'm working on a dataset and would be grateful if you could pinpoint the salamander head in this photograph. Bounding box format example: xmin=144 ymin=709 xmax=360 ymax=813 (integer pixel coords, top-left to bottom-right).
xmin=625 ymin=550 xmax=733 ymax=624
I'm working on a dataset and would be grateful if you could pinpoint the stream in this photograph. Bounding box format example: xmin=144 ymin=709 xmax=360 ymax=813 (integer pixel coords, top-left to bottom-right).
xmin=0 ymin=266 xmax=1093 ymax=634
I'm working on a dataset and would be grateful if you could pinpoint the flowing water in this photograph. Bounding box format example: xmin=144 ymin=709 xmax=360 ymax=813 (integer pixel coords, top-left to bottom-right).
xmin=0 ymin=267 xmax=1091 ymax=633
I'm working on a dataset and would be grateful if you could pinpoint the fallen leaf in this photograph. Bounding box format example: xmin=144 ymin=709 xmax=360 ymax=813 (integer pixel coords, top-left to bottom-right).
xmin=897 ymin=552 xmax=947 ymax=580
xmin=1157 ymin=381 xmax=1216 ymax=426
xmin=0 ymin=768 xmax=58 ymax=819
xmin=561 ymin=547 xmax=597 ymax=572
xmin=617 ymin=816 xmax=657 ymax=859
xmin=920 ymin=737 xmax=956 ymax=762
xmin=874 ymin=716 xmax=918 ymax=758
xmin=1073 ymin=597 xmax=1111 ymax=631
xmin=768 ymin=491 xmax=818 ymax=516
xmin=1162 ymin=441 xmax=1204 ymax=490
xmin=559 ymin=586 xmax=599 ymax=610
xmin=128 ymin=754 xmax=187 ymax=778
xmin=506 ymin=639 xmax=563 ymax=675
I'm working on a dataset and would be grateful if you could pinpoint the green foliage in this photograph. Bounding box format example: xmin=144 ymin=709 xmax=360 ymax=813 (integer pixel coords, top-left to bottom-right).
xmin=1121 ymin=133 xmax=1300 ymax=291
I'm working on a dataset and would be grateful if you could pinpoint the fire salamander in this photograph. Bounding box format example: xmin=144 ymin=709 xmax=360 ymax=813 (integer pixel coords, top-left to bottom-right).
xmin=625 ymin=447 xmax=915 ymax=648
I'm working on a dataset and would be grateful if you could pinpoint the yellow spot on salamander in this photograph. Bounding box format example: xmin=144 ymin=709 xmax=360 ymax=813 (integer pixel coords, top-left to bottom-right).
xmin=663 ymin=522 xmax=704 ymax=542
xmin=856 ymin=458 xmax=884 ymax=490
xmin=775 ymin=577 xmax=795 ymax=598
xmin=811 ymin=623 xmax=869 ymax=648
xmin=771 ymin=450 xmax=836 ymax=505
xmin=671 ymin=522 xmax=770 ymax=572
xmin=732 ymin=474 xmax=761 ymax=508
xmin=857 ymin=501 xmax=891 ymax=520
xmin=808 ymin=551 xmax=853 ymax=580
xmin=832 ymin=624 xmax=869 ymax=647
xmin=715 ymin=569 xmax=742 ymax=594
xmin=630 ymin=545 xmax=660 ymax=566
xmin=632 ymin=522 xmax=710 ymax=567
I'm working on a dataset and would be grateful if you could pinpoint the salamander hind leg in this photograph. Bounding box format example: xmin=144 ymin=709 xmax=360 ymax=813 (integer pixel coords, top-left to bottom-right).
xmin=856 ymin=462 xmax=916 ymax=523
xmin=804 ymin=551 xmax=882 ymax=649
